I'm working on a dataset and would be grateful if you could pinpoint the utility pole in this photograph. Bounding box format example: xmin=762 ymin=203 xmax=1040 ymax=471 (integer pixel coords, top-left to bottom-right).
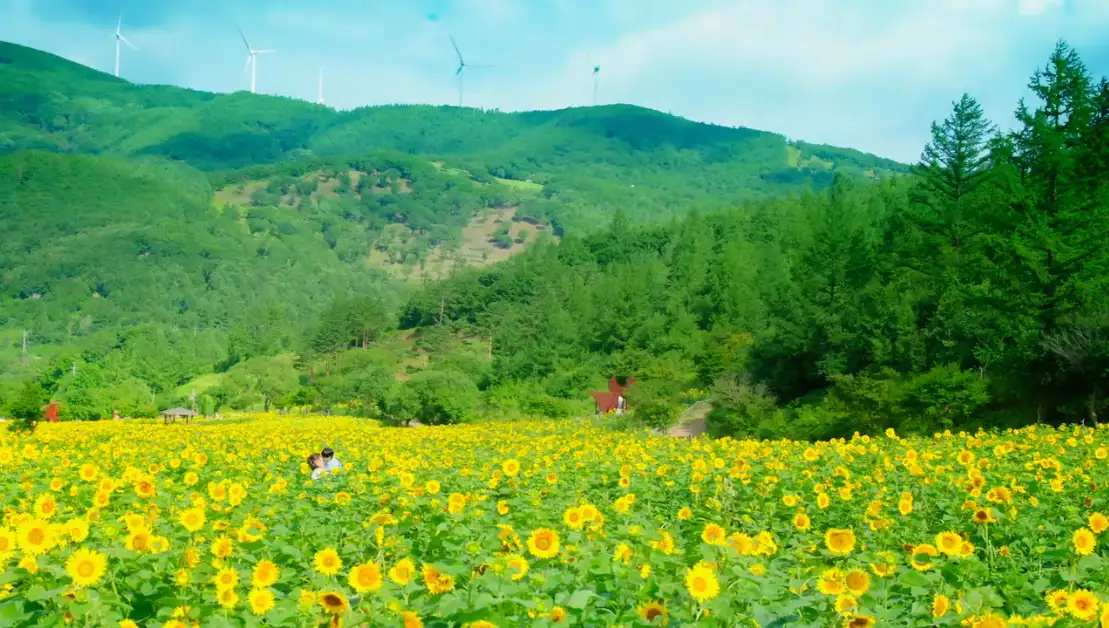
xmin=21 ymin=330 xmax=27 ymax=361
xmin=71 ymin=362 xmax=77 ymax=376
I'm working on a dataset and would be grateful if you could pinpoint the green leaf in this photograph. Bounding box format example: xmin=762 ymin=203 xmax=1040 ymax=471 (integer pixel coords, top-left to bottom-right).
xmin=899 ymin=570 xmax=930 ymax=588
xmin=567 ymin=589 xmax=594 ymax=609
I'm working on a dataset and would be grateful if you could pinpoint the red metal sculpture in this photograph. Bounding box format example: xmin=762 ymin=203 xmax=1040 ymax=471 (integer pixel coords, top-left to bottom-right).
xmin=588 ymin=377 xmax=636 ymax=414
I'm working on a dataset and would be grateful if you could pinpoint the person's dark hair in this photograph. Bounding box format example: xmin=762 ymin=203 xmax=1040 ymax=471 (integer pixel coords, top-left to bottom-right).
xmin=307 ymin=453 xmax=322 ymax=467
xmin=322 ymin=447 xmax=334 ymax=459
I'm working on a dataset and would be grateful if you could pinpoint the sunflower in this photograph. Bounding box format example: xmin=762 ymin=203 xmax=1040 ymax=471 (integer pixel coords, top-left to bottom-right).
xmin=637 ymin=600 xmax=668 ymax=624
xmin=651 ymin=531 xmax=676 ymax=555
xmin=563 ymin=507 xmax=585 ymax=530
xmin=252 ymin=559 xmax=280 ymax=588
xmin=248 ymin=587 xmax=275 ymax=616
xmin=134 ymin=478 xmax=156 ymax=499
xmin=313 ymin=548 xmax=343 ymax=575
xmin=126 ymin=527 xmax=152 ymax=553
xmin=502 ymin=459 xmax=520 ymax=476
xmin=526 ymin=528 xmax=560 ymax=559
xmin=968 ymin=613 xmax=1006 ymax=628
xmin=684 ymin=561 xmax=720 ymax=604
xmin=932 ymin=594 xmax=951 ymax=619
xmin=972 ymin=508 xmax=996 ymax=524
xmin=793 ymin=512 xmax=812 ymax=531
xmin=844 ymin=569 xmax=869 ymax=595
xmin=64 ymin=518 xmax=89 ymax=543
xmin=844 ymin=614 xmax=876 ymax=627
xmin=318 ymin=591 xmax=349 ymax=615
xmin=17 ymin=518 xmax=55 ymax=555
xmin=550 ymin=606 xmax=567 ymax=624
xmin=728 ymin=532 xmax=754 ymax=556
xmin=349 ymin=562 xmax=383 ymax=593
xmin=178 ymin=507 xmax=206 ymax=533
xmin=1068 ymin=589 xmax=1099 ymax=621
xmin=611 ymin=543 xmax=633 ymax=565
xmin=824 ymin=528 xmax=856 ymax=555
xmin=400 ymin=611 xmax=424 ymax=628
xmin=1073 ymin=528 xmax=1096 ymax=556
xmin=0 ymin=527 xmax=17 ymax=556
xmin=210 ymin=535 xmax=234 ymax=559
xmin=65 ymin=548 xmax=107 ymax=587
xmin=818 ymin=568 xmax=846 ymax=595
xmin=78 ymin=464 xmax=98 ymax=482
xmin=835 ymin=594 xmax=857 ymax=614
xmin=390 ymin=558 xmax=416 ymax=585
xmin=935 ymin=531 xmax=963 ymax=556
xmin=677 ymin=507 xmax=693 ymax=520
xmin=1090 ymin=512 xmax=1109 ymax=534
xmin=505 ymin=554 xmax=529 ymax=580
xmin=33 ymin=494 xmax=57 ymax=519
xmin=700 ymin=523 xmax=727 ymax=546
xmin=910 ymin=543 xmax=939 ymax=571
xmin=1046 ymin=589 xmax=1070 ymax=612
xmin=216 ymin=587 xmax=239 ymax=610
xmin=421 ymin=563 xmax=455 ymax=594
xmin=212 ymin=566 xmax=239 ymax=591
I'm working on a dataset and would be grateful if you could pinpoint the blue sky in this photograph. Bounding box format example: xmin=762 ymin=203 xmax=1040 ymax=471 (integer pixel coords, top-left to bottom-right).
xmin=2 ymin=0 xmax=1109 ymax=162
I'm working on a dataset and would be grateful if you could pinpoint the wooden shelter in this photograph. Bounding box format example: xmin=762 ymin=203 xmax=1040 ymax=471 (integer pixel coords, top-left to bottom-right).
xmin=161 ymin=407 xmax=197 ymax=425
xmin=588 ymin=377 xmax=636 ymax=414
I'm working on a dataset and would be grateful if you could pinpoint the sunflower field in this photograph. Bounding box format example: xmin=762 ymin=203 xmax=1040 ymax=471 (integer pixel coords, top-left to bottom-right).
xmin=1 ymin=418 xmax=1109 ymax=627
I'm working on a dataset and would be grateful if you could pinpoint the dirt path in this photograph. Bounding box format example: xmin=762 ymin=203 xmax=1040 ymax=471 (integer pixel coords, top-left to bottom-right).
xmin=662 ymin=400 xmax=712 ymax=439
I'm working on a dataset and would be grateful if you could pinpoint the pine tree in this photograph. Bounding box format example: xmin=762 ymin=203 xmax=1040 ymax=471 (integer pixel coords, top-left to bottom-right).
xmin=914 ymin=93 xmax=994 ymax=252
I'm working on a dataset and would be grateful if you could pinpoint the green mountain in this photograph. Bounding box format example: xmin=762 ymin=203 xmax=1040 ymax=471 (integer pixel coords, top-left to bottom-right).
xmin=0 ymin=40 xmax=913 ymax=420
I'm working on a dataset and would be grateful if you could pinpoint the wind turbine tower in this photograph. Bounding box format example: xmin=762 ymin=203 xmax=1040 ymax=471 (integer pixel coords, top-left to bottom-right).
xmin=317 ymin=67 xmax=325 ymax=104
xmin=239 ymin=28 xmax=275 ymax=94
xmin=113 ymin=15 xmax=136 ymax=78
xmin=588 ymin=54 xmax=600 ymax=106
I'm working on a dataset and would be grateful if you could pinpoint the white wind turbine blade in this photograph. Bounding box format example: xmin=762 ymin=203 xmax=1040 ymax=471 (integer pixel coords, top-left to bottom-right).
xmin=244 ymin=55 xmax=252 ymax=72
xmin=119 ymin=34 xmax=137 ymax=50
xmin=253 ymin=49 xmax=275 ymax=54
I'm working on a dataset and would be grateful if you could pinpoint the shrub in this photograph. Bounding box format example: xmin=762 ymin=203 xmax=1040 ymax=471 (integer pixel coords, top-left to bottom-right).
xmin=405 ymin=369 xmax=480 ymax=425
xmin=706 ymin=374 xmax=779 ymax=438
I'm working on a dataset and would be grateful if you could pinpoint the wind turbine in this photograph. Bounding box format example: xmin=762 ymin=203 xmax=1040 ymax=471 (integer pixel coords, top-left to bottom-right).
xmin=239 ymin=28 xmax=275 ymax=94
xmin=450 ymin=36 xmax=467 ymax=107
xmin=317 ymin=67 xmax=325 ymax=104
xmin=113 ymin=15 xmax=136 ymax=78
xmin=588 ymin=53 xmax=600 ymax=106
xmin=449 ymin=36 xmax=492 ymax=108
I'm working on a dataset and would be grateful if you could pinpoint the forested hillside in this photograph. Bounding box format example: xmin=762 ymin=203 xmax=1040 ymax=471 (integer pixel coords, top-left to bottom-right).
xmin=23 ymin=39 xmax=1105 ymax=437
xmin=0 ymin=38 xmax=917 ymax=421
xmin=399 ymin=42 xmax=1109 ymax=437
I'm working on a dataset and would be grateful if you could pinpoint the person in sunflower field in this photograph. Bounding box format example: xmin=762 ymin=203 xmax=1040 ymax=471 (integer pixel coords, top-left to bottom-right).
xmin=307 ymin=453 xmax=327 ymax=481
xmin=321 ymin=446 xmax=343 ymax=472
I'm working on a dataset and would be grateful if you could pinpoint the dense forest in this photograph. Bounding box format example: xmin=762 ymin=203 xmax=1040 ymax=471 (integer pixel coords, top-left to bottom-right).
xmin=4 ymin=40 xmax=1106 ymax=439
xmin=398 ymin=41 xmax=1109 ymax=437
